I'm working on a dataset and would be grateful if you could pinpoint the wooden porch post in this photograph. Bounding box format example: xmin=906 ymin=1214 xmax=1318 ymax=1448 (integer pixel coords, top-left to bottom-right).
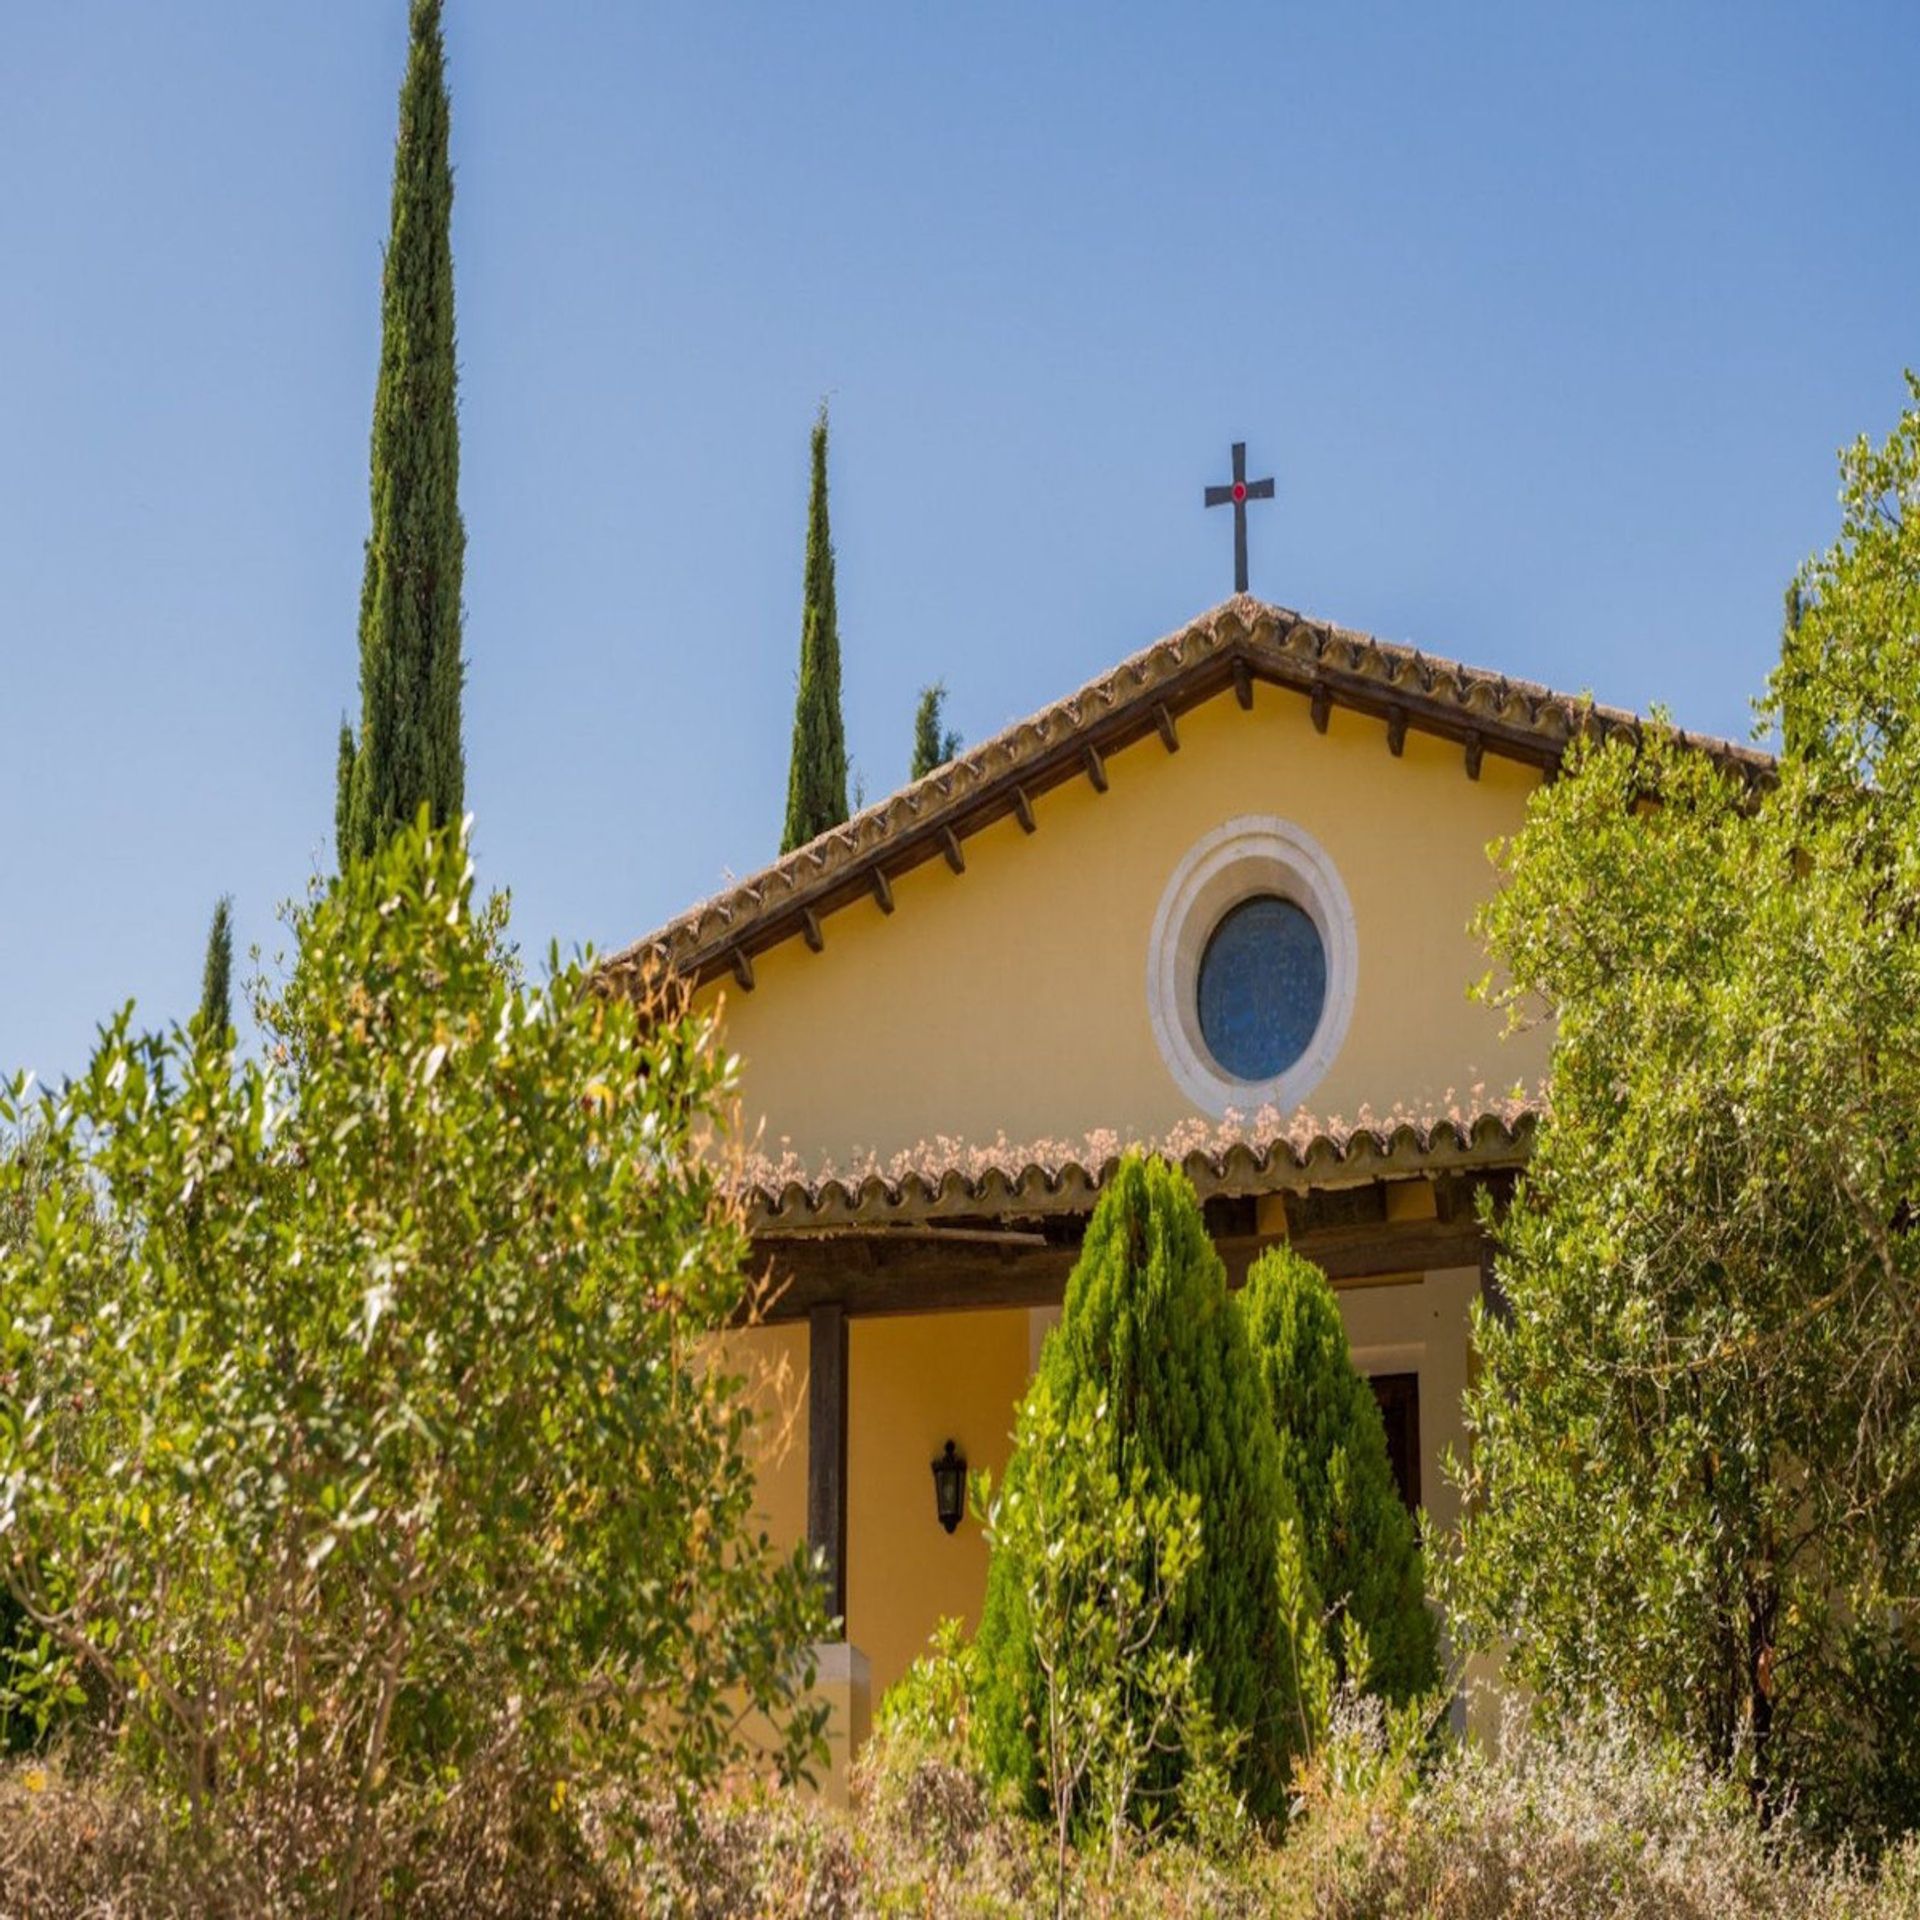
xmin=807 ymin=1300 xmax=849 ymax=1632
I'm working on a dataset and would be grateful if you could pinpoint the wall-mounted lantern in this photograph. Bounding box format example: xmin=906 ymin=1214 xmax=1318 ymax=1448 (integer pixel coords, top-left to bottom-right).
xmin=931 ymin=1440 xmax=967 ymax=1534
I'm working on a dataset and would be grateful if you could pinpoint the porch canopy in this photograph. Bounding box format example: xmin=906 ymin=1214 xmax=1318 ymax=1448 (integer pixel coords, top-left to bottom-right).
xmin=740 ymin=1104 xmax=1536 ymax=1623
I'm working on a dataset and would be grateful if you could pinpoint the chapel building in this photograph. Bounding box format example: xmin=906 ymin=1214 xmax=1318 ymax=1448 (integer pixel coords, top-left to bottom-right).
xmin=607 ymin=596 xmax=1768 ymax=1783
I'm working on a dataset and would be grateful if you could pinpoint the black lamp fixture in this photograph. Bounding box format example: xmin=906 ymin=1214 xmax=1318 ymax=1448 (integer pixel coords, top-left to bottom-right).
xmin=931 ymin=1440 xmax=967 ymax=1534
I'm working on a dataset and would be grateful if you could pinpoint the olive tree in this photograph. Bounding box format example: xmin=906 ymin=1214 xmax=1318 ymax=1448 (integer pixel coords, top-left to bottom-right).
xmin=0 ymin=817 xmax=825 ymax=1898
xmin=1448 ymin=378 xmax=1920 ymax=1841
xmin=980 ymin=1379 xmax=1214 ymax=1909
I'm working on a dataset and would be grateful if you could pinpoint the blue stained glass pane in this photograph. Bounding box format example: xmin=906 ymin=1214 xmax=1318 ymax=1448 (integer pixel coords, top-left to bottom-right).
xmin=1196 ymin=895 xmax=1327 ymax=1083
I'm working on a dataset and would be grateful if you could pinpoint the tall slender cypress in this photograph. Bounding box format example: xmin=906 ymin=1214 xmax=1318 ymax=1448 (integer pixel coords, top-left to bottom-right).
xmin=909 ymin=682 xmax=961 ymax=781
xmin=197 ymin=896 xmax=233 ymax=1038
xmin=781 ymin=406 xmax=849 ymax=853
xmin=334 ymin=717 xmax=356 ymax=855
xmin=337 ymin=0 xmax=466 ymax=864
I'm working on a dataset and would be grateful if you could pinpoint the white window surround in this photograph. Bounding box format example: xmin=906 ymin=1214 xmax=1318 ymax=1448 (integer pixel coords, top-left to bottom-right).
xmin=1146 ymin=816 xmax=1358 ymax=1118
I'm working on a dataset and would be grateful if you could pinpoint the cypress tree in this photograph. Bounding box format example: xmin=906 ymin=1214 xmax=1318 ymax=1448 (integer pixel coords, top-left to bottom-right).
xmin=334 ymin=717 xmax=356 ymax=856
xmin=337 ymin=0 xmax=466 ymax=864
xmin=1239 ymin=1245 xmax=1438 ymax=1704
xmin=975 ymin=1155 xmax=1324 ymax=1825
xmin=197 ymin=896 xmax=233 ymax=1038
xmin=781 ymin=406 xmax=849 ymax=853
xmin=909 ymin=681 xmax=961 ymax=781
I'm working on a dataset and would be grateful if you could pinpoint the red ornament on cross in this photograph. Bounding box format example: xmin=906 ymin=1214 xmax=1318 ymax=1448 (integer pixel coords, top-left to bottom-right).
xmin=1204 ymin=442 xmax=1275 ymax=595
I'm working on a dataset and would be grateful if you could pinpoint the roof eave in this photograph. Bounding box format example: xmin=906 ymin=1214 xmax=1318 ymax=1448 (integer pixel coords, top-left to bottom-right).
xmin=606 ymin=599 xmax=1771 ymax=996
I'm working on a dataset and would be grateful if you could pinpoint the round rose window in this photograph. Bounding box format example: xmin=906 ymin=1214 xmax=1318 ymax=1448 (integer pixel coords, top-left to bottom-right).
xmin=1195 ymin=894 xmax=1329 ymax=1082
xmin=1147 ymin=818 xmax=1357 ymax=1117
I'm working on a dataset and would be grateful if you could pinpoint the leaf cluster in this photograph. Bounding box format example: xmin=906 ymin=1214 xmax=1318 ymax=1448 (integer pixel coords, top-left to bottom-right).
xmin=973 ymin=1154 xmax=1325 ymax=1832
xmin=0 ymin=816 xmax=826 ymax=1897
xmin=979 ymin=1378 xmax=1230 ymax=1907
xmin=1449 ymin=376 xmax=1920 ymax=1841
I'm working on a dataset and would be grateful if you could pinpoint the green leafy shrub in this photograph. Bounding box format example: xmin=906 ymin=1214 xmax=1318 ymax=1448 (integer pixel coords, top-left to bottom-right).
xmin=12 ymin=1716 xmax=1920 ymax=1919
xmin=0 ymin=1123 xmax=105 ymax=1757
xmin=1239 ymin=1244 xmax=1438 ymax=1704
xmin=873 ymin=1614 xmax=977 ymax=1764
xmin=862 ymin=1621 xmax=999 ymax=1887
xmin=1451 ymin=383 xmax=1920 ymax=1842
xmin=983 ymin=1375 xmax=1222 ymax=1901
xmin=974 ymin=1153 xmax=1324 ymax=1830
xmin=1293 ymin=1707 xmax=1919 ymax=1920
xmin=0 ymin=816 xmax=825 ymax=1908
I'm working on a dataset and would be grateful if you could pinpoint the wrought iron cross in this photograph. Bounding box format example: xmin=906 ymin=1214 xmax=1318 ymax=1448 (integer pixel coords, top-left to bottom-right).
xmin=1204 ymin=442 xmax=1275 ymax=595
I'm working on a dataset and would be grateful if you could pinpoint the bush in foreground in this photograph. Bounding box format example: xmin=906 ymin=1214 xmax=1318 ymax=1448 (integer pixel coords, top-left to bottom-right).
xmin=1453 ymin=382 xmax=1920 ymax=1840
xmin=9 ymin=1708 xmax=1920 ymax=1915
xmin=0 ymin=817 xmax=825 ymax=1910
xmin=1239 ymin=1244 xmax=1438 ymax=1704
xmin=973 ymin=1154 xmax=1324 ymax=1831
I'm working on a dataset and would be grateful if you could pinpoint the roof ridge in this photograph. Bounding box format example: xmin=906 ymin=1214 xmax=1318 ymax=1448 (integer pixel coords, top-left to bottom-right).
xmin=605 ymin=598 xmax=1770 ymax=990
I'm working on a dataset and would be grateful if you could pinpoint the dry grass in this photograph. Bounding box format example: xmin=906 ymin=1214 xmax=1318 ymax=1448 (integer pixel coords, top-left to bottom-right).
xmin=0 ymin=1750 xmax=623 ymax=1919
xmin=5 ymin=1715 xmax=1919 ymax=1918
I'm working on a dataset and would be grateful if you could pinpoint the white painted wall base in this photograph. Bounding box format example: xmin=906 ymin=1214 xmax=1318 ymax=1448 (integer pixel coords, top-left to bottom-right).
xmin=810 ymin=1639 xmax=872 ymax=1807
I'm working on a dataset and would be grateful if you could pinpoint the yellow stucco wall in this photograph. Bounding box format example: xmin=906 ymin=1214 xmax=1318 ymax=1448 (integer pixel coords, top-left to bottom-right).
xmin=731 ymin=1320 xmax=809 ymax=1548
xmin=710 ymin=675 xmax=1546 ymax=1713
xmin=847 ymin=1310 xmax=1030 ymax=1698
xmin=703 ymin=679 xmax=1550 ymax=1168
xmin=734 ymin=1271 xmax=1481 ymax=1709
xmin=730 ymin=1310 xmax=1029 ymax=1702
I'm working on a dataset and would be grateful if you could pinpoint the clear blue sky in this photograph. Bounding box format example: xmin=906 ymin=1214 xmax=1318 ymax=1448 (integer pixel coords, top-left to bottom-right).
xmin=5 ymin=3 xmax=1916 ymax=1085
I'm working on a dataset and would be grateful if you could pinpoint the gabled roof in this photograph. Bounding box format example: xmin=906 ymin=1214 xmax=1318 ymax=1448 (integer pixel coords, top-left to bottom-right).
xmin=606 ymin=596 xmax=1770 ymax=996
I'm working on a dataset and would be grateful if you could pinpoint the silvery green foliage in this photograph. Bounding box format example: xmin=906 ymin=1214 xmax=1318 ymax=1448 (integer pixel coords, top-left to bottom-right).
xmin=0 ymin=817 xmax=825 ymax=1902
xmin=1450 ymin=378 xmax=1920 ymax=1843
xmin=980 ymin=1376 xmax=1224 ymax=1899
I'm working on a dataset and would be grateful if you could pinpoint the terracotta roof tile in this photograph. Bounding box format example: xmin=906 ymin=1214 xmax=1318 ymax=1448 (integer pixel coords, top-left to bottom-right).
xmin=739 ymin=1092 xmax=1542 ymax=1230
xmin=606 ymin=598 xmax=1770 ymax=995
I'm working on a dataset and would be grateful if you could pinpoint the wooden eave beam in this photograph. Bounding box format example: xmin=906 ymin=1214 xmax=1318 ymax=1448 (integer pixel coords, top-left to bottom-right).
xmin=1153 ymin=702 xmax=1180 ymax=752
xmin=670 ymin=656 xmax=1231 ymax=987
xmin=938 ymin=825 xmax=966 ymax=874
xmin=752 ymin=1212 xmax=1499 ymax=1322
xmin=663 ymin=639 xmax=1697 ymax=993
xmin=870 ymin=867 xmax=894 ymax=914
xmin=1268 ymin=655 xmax=1564 ymax=773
